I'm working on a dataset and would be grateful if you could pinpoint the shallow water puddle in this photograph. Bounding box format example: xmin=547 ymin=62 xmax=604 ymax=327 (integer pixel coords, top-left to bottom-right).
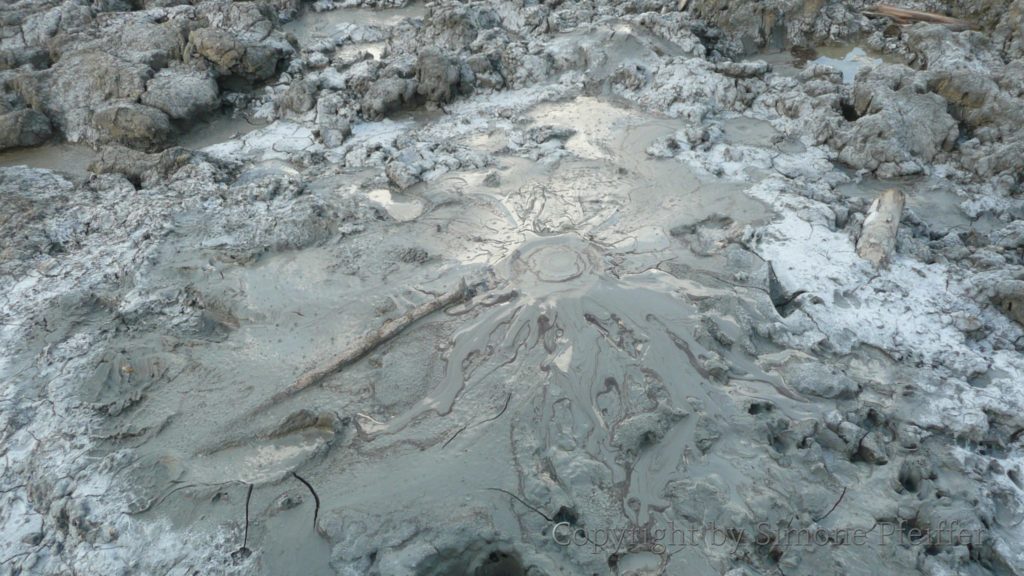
xmin=283 ymin=2 xmax=426 ymax=47
xmin=811 ymin=45 xmax=885 ymax=84
xmin=178 ymin=112 xmax=265 ymax=151
xmin=836 ymin=176 xmax=993 ymax=234
xmin=365 ymin=188 xmax=425 ymax=221
xmin=721 ymin=116 xmax=778 ymax=148
xmin=0 ymin=142 xmax=97 ymax=177
xmin=754 ymin=44 xmax=893 ymax=84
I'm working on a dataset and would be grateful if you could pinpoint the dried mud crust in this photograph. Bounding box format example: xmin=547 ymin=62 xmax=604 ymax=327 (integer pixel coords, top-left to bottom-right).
xmin=1 ymin=1 xmax=1023 ymax=576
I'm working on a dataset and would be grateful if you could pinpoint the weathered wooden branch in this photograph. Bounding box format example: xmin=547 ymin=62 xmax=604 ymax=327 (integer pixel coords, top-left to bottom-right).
xmin=256 ymin=279 xmax=470 ymax=411
xmin=856 ymin=188 xmax=905 ymax=267
xmin=864 ymin=5 xmax=975 ymax=31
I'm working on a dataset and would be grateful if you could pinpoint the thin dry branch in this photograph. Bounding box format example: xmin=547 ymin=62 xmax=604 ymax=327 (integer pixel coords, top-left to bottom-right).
xmin=256 ymin=279 xmax=470 ymax=411
xmin=864 ymin=5 xmax=975 ymax=31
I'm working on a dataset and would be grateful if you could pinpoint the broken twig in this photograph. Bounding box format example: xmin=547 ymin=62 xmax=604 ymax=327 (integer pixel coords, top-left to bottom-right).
xmin=485 ymin=487 xmax=553 ymax=522
xmin=243 ymin=484 xmax=253 ymax=548
xmin=442 ymin=392 xmax=513 ymax=448
xmin=291 ymin=472 xmax=321 ymax=530
xmin=814 ymin=486 xmax=847 ymax=522
xmin=257 ymin=280 xmax=470 ymax=411
xmin=231 ymin=484 xmax=254 ymax=563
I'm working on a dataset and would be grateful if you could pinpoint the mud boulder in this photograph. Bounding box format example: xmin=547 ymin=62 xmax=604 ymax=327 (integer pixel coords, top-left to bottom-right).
xmin=277 ymin=79 xmax=317 ymax=114
xmin=102 ymin=12 xmax=190 ymax=69
xmin=142 ymin=68 xmax=220 ymax=120
xmin=783 ymin=361 xmax=859 ymax=399
xmin=91 ymin=103 xmax=172 ymax=150
xmin=830 ymin=64 xmax=958 ymax=177
xmin=361 ymin=77 xmax=417 ymax=118
xmin=189 ymin=28 xmax=279 ymax=81
xmin=0 ymin=108 xmax=52 ymax=151
xmin=416 ymin=49 xmax=461 ymax=103
xmin=39 ymin=50 xmax=153 ymax=143
xmin=89 ymin=144 xmax=194 ymax=187
xmin=0 ymin=47 xmax=49 ymax=71
xmin=188 ymin=0 xmax=294 ymax=81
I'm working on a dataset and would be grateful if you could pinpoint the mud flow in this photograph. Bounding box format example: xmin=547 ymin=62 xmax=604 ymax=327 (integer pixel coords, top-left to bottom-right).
xmin=1 ymin=1 xmax=1023 ymax=576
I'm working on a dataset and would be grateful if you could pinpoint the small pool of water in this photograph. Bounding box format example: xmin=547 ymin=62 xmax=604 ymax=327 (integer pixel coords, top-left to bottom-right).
xmin=283 ymin=2 xmax=426 ymax=46
xmin=811 ymin=46 xmax=885 ymax=84
xmin=752 ymin=44 xmax=895 ymax=84
xmin=365 ymin=188 xmax=425 ymax=221
xmin=178 ymin=112 xmax=265 ymax=151
xmin=0 ymin=143 xmax=97 ymax=177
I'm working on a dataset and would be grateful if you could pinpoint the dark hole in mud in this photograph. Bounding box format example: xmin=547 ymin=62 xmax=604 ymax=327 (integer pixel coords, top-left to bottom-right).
xmin=839 ymin=99 xmax=860 ymax=122
xmin=416 ymin=545 xmax=525 ymax=576
xmin=897 ymin=462 xmax=921 ymax=493
xmin=863 ymin=408 xmax=884 ymax=430
xmin=748 ymin=401 xmax=774 ymax=415
xmin=978 ymin=438 xmax=1009 ymax=458
xmin=552 ymin=505 xmax=579 ymax=526
xmin=947 ymin=102 xmax=974 ymax=144
xmin=689 ymin=23 xmax=722 ymax=54
xmin=790 ymin=45 xmax=817 ymax=61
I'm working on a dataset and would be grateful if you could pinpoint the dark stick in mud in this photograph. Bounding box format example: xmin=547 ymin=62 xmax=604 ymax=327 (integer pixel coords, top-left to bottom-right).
xmin=485 ymin=487 xmax=553 ymax=522
xmin=257 ymin=279 xmax=471 ymax=411
xmin=813 ymin=486 xmax=847 ymax=522
xmin=242 ymin=483 xmax=253 ymax=548
xmin=231 ymin=484 xmax=254 ymax=563
xmin=442 ymin=392 xmax=512 ymax=448
xmin=291 ymin=472 xmax=321 ymax=531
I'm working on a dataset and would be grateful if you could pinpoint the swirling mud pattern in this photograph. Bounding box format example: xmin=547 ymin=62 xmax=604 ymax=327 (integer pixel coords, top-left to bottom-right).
xmin=1 ymin=1 xmax=1023 ymax=575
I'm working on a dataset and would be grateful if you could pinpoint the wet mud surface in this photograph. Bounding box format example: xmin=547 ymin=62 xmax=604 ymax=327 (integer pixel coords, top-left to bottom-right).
xmin=2 ymin=0 xmax=1024 ymax=575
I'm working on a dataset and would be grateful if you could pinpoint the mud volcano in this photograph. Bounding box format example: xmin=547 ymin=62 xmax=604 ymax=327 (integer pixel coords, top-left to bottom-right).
xmin=2 ymin=0 xmax=1024 ymax=575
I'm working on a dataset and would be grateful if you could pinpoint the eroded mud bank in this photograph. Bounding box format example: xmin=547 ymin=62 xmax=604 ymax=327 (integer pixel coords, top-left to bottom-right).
xmin=1 ymin=0 xmax=1023 ymax=575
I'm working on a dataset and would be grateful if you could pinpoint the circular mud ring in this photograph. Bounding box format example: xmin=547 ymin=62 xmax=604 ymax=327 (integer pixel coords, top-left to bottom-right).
xmin=501 ymin=235 xmax=603 ymax=292
xmin=527 ymin=244 xmax=587 ymax=282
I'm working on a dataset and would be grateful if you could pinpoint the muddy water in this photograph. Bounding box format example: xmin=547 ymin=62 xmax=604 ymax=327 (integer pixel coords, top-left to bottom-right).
xmin=178 ymin=112 xmax=265 ymax=151
xmin=283 ymin=2 xmax=427 ymax=46
xmin=836 ymin=175 xmax=997 ymax=234
xmin=0 ymin=112 xmax=266 ymax=176
xmin=811 ymin=45 xmax=886 ymax=84
xmin=0 ymin=142 xmax=97 ymax=177
xmin=755 ymin=44 xmax=893 ymax=84
xmin=107 ymin=96 xmax=793 ymax=574
xmin=365 ymin=188 xmax=426 ymax=221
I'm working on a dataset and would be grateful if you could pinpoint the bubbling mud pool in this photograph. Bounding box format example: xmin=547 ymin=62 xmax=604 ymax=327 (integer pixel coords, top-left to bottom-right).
xmin=82 ymin=95 xmax=816 ymax=575
xmin=4 ymin=0 xmax=1024 ymax=574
